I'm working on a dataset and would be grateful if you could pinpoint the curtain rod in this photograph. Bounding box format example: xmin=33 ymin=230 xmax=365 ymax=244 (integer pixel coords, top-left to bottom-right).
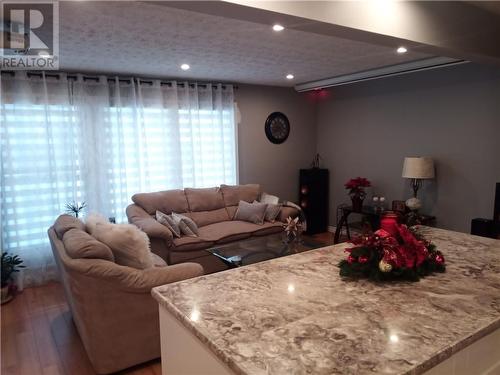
xmin=0 ymin=70 xmax=238 ymax=90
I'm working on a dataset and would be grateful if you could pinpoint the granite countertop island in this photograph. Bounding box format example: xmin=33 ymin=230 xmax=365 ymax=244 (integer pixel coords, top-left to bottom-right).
xmin=152 ymin=227 xmax=500 ymax=375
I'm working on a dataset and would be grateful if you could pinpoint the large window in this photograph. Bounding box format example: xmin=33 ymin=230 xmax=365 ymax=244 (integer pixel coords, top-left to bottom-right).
xmin=0 ymin=73 xmax=237 ymax=285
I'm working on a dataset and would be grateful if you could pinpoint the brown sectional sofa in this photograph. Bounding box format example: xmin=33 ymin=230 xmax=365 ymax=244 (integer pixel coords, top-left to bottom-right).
xmin=48 ymin=215 xmax=203 ymax=374
xmin=126 ymin=184 xmax=298 ymax=273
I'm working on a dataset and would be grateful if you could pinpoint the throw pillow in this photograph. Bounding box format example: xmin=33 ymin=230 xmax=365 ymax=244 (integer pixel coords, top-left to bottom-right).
xmin=156 ymin=210 xmax=181 ymax=238
xmin=85 ymin=213 xmax=108 ymax=236
xmin=93 ymin=222 xmax=153 ymax=269
xmin=260 ymin=192 xmax=279 ymax=205
xmin=234 ymin=200 xmax=267 ymax=225
xmin=255 ymin=200 xmax=282 ymax=223
xmin=172 ymin=212 xmax=199 ymax=236
xmin=170 ymin=213 xmax=197 ymax=237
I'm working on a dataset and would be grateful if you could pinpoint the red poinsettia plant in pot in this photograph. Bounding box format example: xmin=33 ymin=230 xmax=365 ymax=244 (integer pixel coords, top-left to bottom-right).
xmin=345 ymin=177 xmax=371 ymax=212
xmin=338 ymin=224 xmax=445 ymax=282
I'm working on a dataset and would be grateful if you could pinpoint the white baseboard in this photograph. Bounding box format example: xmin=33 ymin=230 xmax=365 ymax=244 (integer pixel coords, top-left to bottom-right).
xmin=327 ymin=225 xmax=336 ymax=233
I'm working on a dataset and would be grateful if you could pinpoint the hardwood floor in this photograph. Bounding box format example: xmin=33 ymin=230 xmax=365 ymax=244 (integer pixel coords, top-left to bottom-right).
xmin=0 ymin=282 xmax=161 ymax=375
xmin=0 ymin=232 xmax=334 ymax=375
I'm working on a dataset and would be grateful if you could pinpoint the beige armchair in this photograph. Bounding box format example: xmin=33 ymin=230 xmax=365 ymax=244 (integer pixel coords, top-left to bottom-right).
xmin=48 ymin=215 xmax=203 ymax=374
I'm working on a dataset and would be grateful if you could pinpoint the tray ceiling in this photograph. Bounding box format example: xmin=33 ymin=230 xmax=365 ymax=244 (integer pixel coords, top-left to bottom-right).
xmin=59 ymin=1 xmax=432 ymax=87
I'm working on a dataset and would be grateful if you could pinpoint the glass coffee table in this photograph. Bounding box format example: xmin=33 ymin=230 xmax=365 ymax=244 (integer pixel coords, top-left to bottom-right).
xmin=205 ymin=232 xmax=325 ymax=268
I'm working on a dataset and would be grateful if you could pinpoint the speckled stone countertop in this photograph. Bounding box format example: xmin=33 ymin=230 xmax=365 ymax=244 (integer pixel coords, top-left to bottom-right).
xmin=152 ymin=227 xmax=500 ymax=375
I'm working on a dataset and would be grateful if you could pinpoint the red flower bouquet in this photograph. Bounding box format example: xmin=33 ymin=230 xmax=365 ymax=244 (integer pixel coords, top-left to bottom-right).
xmin=338 ymin=225 xmax=445 ymax=281
xmin=344 ymin=177 xmax=371 ymax=197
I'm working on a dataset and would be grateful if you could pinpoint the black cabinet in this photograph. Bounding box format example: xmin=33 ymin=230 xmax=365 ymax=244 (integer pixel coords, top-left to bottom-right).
xmin=299 ymin=169 xmax=329 ymax=235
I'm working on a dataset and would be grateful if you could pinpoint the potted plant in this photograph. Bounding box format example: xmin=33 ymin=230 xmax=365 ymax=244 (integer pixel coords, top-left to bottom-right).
xmin=1 ymin=252 xmax=25 ymax=304
xmin=345 ymin=177 xmax=371 ymax=212
xmin=65 ymin=201 xmax=87 ymax=218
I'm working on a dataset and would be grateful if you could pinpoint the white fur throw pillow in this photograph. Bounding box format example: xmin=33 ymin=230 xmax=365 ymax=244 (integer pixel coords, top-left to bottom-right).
xmin=85 ymin=213 xmax=108 ymax=236
xmin=93 ymin=222 xmax=153 ymax=269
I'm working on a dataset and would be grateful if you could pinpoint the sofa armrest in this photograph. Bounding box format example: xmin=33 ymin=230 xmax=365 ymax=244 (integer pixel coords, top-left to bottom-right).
xmin=278 ymin=206 xmax=300 ymax=223
xmin=73 ymin=259 xmax=204 ymax=293
xmin=126 ymin=204 xmax=173 ymax=245
xmin=125 ymin=263 xmax=204 ymax=293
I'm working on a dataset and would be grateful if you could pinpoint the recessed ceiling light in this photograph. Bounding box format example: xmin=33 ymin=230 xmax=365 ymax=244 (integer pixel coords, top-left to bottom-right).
xmin=180 ymin=63 xmax=190 ymax=71
xmin=286 ymin=74 xmax=294 ymax=80
xmin=397 ymin=46 xmax=407 ymax=54
xmin=272 ymin=24 xmax=284 ymax=32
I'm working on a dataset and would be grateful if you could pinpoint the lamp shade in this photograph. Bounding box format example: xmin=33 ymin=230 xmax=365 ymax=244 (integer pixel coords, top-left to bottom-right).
xmin=402 ymin=157 xmax=435 ymax=179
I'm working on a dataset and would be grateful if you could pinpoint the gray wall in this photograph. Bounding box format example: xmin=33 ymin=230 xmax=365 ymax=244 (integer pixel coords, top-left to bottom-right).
xmin=235 ymin=84 xmax=317 ymax=201
xmin=316 ymin=63 xmax=500 ymax=232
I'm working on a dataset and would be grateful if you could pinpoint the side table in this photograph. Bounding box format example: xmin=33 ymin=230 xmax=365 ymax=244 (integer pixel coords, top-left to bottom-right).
xmin=334 ymin=205 xmax=436 ymax=244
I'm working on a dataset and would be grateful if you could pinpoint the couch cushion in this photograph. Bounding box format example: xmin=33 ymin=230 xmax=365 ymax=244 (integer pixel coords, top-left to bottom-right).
xmin=172 ymin=236 xmax=214 ymax=252
xmin=62 ymin=228 xmax=115 ymax=261
xmin=185 ymin=187 xmax=226 ymax=211
xmin=54 ymin=214 xmax=86 ymax=239
xmin=197 ymin=220 xmax=281 ymax=244
xmin=252 ymin=222 xmax=283 ymax=236
xmin=187 ymin=208 xmax=230 ymax=227
xmin=132 ymin=189 xmax=189 ymax=215
xmin=93 ymin=222 xmax=153 ymax=269
xmin=220 ymin=184 xmax=260 ymax=206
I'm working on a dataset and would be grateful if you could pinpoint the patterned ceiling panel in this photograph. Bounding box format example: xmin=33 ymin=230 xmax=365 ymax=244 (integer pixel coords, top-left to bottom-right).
xmin=59 ymin=1 xmax=432 ymax=86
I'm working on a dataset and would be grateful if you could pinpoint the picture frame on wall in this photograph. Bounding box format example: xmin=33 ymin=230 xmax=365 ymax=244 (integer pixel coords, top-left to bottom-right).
xmin=392 ymin=200 xmax=406 ymax=213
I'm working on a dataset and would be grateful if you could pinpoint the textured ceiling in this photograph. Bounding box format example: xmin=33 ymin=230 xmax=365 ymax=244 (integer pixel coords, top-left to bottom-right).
xmin=59 ymin=1 xmax=432 ymax=87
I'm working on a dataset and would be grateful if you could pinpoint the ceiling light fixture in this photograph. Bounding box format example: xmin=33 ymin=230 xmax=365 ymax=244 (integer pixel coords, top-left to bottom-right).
xmin=272 ymin=24 xmax=284 ymax=32
xmin=286 ymin=74 xmax=294 ymax=80
xmin=180 ymin=63 xmax=190 ymax=71
xmin=397 ymin=46 xmax=408 ymax=54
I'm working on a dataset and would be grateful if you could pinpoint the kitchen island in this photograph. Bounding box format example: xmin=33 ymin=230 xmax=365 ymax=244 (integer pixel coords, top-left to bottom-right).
xmin=152 ymin=227 xmax=500 ymax=375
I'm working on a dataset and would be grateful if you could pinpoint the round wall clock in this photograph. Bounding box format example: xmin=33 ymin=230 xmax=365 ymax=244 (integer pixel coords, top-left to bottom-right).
xmin=265 ymin=112 xmax=290 ymax=144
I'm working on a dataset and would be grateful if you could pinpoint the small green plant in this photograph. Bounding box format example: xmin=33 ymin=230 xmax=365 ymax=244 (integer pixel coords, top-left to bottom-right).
xmin=65 ymin=201 xmax=87 ymax=218
xmin=1 ymin=252 xmax=25 ymax=287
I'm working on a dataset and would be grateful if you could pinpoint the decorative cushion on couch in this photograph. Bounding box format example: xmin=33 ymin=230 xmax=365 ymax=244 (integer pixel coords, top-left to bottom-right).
xmin=253 ymin=200 xmax=282 ymax=223
xmin=93 ymin=222 xmax=153 ymax=269
xmin=234 ymin=200 xmax=268 ymax=225
xmin=260 ymin=192 xmax=279 ymax=205
xmin=62 ymin=228 xmax=115 ymax=261
xmin=156 ymin=210 xmax=181 ymax=237
xmin=172 ymin=212 xmax=199 ymax=236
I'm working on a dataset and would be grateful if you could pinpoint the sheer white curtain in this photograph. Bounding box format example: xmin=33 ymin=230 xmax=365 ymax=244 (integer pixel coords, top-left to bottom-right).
xmin=0 ymin=72 xmax=237 ymax=286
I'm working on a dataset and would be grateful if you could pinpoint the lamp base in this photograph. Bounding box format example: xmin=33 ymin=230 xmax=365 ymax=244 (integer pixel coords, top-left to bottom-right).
xmin=405 ymin=197 xmax=422 ymax=211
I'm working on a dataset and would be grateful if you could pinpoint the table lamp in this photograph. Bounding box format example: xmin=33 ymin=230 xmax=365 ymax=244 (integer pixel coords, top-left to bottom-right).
xmin=402 ymin=157 xmax=435 ymax=210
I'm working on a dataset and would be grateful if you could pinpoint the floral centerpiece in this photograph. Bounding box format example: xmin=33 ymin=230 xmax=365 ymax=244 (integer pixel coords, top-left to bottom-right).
xmin=345 ymin=177 xmax=371 ymax=212
xmin=338 ymin=224 xmax=445 ymax=282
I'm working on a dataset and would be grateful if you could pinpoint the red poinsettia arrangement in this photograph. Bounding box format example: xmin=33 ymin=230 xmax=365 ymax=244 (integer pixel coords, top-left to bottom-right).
xmin=345 ymin=177 xmax=371 ymax=197
xmin=338 ymin=224 xmax=445 ymax=281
